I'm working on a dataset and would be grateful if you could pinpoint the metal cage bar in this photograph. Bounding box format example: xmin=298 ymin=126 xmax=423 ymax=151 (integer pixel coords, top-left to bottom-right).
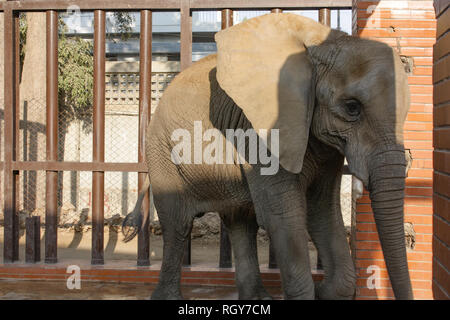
xmin=3 ymin=8 xmax=19 ymax=263
xmin=315 ymin=8 xmax=332 ymax=271
xmin=319 ymin=8 xmax=331 ymax=27
xmin=91 ymin=9 xmax=106 ymax=265
xmin=25 ymin=216 xmax=41 ymax=263
xmin=180 ymin=1 xmax=193 ymax=267
xmin=45 ymin=9 xmax=59 ymax=264
xmin=137 ymin=9 xmax=152 ymax=267
xmin=267 ymin=7 xmax=284 ymax=270
xmin=218 ymin=8 xmax=233 ymax=270
xmin=1 ymin=0 xmax=351 ymax=11
xmin=180 ymin=0 xmax=192 ymax=71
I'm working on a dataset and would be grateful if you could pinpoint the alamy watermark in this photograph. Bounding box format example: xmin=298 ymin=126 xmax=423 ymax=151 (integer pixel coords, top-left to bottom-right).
xmin=366 ymin=265 xmax=381 ymax=290
xmin=66 ymin=265 xmax=81 ymax=290
xmin=65 ymin=5 xmax=82 ymax=29
xmin=170 ymin=121 xmax=280 ymax=175
xmin=62 ymin=5 xmax=92 ymax=30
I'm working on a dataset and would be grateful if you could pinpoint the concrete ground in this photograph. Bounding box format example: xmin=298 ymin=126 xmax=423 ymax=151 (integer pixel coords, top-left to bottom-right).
xmin=0 ymin=227 xmax=317 ymax=300
xmin=0 ymin=227 xmax=318 ymax=267
xmin=0 ymin=279 xmax=284 ymax=300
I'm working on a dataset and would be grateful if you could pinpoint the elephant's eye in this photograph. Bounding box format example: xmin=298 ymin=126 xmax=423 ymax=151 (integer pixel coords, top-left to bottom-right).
xmin=344 ymin=99 xmax=361 ymax=117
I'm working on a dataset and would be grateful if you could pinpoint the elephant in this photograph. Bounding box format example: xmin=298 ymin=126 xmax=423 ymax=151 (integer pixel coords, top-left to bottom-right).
xmin=122 ymin=13 xmax=413 ymax=300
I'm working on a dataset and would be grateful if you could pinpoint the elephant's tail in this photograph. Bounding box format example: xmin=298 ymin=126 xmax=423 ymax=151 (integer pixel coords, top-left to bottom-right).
xmin=122 ymin=175 xmax=151 ymax=243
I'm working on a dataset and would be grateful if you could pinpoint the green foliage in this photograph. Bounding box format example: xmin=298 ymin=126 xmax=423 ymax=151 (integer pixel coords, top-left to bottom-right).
xmin=58 ymin=23 xmax=94 ymax=132
xmin=19 ymin=13 xmax=94 ymax=132
xmin=19 ymin=12 xmax=134 ymax=133
xmin=112 ymin=12 xmax=134 ymax=40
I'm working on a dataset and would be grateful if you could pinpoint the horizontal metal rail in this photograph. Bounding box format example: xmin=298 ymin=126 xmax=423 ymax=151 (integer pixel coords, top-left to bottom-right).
xmin=2 ymin=0 xmax=351 ymax=11
xmin=10 ymin=161 xmax=148 ymax=172
xmin=190 ymin=0 xmax=352 ymax=9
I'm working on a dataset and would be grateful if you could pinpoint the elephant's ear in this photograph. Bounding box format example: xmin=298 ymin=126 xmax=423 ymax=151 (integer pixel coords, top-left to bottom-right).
xmin=215 ymin=13 xmax=332 ymax=174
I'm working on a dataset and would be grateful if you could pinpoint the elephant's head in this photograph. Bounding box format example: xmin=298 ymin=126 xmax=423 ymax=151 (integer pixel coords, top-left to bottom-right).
xmin=215 ymin=13 xmax=412 ymax=299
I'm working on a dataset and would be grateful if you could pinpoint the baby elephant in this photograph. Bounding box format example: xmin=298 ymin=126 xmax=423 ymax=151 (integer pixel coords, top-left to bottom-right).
xmin=123 ymin=13 xmax=413 ymax=300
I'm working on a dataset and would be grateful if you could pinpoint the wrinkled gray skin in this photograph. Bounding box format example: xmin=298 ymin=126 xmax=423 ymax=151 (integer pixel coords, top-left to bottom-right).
xmin=123 ymin=14 xmax=413 ymax=300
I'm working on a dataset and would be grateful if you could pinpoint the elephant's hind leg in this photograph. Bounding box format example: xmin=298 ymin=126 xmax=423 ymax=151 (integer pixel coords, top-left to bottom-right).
xmin=220 ymin=207 xmax=272 ymax=300
xmin=151 ymin=197 xmax=194 ymax=300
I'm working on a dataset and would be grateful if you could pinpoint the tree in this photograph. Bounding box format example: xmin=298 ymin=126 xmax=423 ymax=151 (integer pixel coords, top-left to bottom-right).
xmin=57 ymin=12 xmax=135 ymax=133
xmin=19 ymin=12 xmax=134 ymax=134
xmin=57 ymin=20 xmax=94 ymax=134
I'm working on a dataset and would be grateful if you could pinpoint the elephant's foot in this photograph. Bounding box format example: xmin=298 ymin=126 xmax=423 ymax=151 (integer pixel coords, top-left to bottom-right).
xmin=315 ymin=277 xmax=356 ymax=300
xmin=151 ymin=285 xmax=183 ymax=300
xmin=284 ymin=289 xmax=315 ymax=300
xmin=238 ymin=285 xmax=273 ymax=300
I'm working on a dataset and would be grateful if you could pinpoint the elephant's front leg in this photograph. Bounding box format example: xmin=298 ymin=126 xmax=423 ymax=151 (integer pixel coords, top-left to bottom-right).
xmin=220 ymin=207 xmax=271 ymax=300
xmin=306 ymin=156 xmax=356 ymax=300
xmin=247 ymin=168 xmax=314 ymax=300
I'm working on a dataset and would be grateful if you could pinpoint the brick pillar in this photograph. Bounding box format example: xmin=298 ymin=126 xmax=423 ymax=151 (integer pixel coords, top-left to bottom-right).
xmin=432 ymin=0 xmax=450 ymax=300
xmin=352 ymin=0 xmax=435 ymax=299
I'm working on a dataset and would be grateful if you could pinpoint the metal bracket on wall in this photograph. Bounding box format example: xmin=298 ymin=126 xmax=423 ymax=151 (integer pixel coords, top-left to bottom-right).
xmin=400 ymin=55 xmax=414 ymax=74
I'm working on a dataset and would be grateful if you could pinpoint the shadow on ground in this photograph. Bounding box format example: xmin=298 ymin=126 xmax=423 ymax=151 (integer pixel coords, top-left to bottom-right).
xmin=0 ymin=226 xmax=317 ymax=267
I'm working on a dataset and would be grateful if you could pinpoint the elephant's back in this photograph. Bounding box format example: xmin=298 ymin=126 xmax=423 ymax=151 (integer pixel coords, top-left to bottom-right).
xmin=145 ymin=54 xmax=253 ymax=210
xmin=147 ymin=54 xmax=219 ymax=158
xmin=148 ymin=54 xmax=217 ymax=138
xmin=160 ymin=54 xmax=218 ymax=115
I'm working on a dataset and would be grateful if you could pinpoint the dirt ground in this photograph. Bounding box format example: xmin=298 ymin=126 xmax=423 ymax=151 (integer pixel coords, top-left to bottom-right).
xmin=0 ymin=227 xmax=318 ymax=268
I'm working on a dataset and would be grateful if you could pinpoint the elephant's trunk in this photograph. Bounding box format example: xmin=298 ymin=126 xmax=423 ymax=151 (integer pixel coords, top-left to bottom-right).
xmin=368 ymin=148 xmax=413 ymax=300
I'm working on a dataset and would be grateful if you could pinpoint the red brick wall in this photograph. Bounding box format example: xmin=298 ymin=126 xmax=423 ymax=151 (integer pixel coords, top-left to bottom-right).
xmin=432 ymin=0 xmax=450 ymax=300
xmin=352 ymin=0 xmax=435 ymax=299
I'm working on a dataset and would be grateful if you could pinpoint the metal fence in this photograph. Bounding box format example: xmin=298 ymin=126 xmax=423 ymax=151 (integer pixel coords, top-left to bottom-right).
xmin=1 ymin=0 xmax=353 ymax=268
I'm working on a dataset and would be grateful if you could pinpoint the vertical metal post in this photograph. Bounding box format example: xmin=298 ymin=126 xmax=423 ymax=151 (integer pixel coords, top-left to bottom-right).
xmin=219 ymin=221 xmax=232 ymax=268
xmin=350 ymin=175 xmax=358 ymax=268
xmin=268 ymin=238 xmax=278 ymax=269
xmin=221 ymin=8 xmax=233 ymax=28
xmin=14 ymin=11 xmax=20 ymax=164
xmin=337 ymin=9 xmax=341 ymax=30
xmin=180 ymin=0 xmax=192 ymax=267
xmin=26 ymin=216 xmax=41 ymax=263
xmin=268 ymin=238 xmax=277 ymax=267
xmin=319 ymin=8 xmax=331 ymax=27
xmin=3 ymin=8 xmax=19 ymax=263
xmin=180 ymin=0 xmax=192 ymax=71
xmin=316 ymin=8 xmax=331 ymax=271
xmin=316 ymin=254 xmax=323 ymax=270
xmin=14 ymin=10 xmax=20 ymax=261
xmin=183 ymin=236 xmax=191 ymax=267
xmin=137 ymin=9 xmax=152 ymax=267
xmin=14 ymin=12 xmax=21 ymax=239
xmin=92 ymin=10 xmax=106 ymax=265
xmin=45 ymin=10 xmax=59 ymax=264
xmin=218 ymin=8 xmax=233 ymax=269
